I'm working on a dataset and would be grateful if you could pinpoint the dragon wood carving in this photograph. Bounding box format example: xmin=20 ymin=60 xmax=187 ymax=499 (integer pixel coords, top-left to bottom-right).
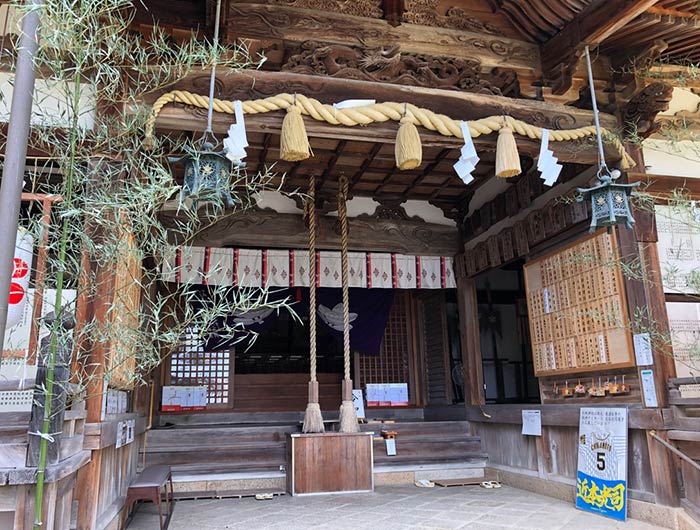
xmin=282 ymin=41 xmax=505 ymax=94
xmin=402 ymin=0 xmax=503 ymax=34
xmin=623 ymin=82 xmax=673 ymax=139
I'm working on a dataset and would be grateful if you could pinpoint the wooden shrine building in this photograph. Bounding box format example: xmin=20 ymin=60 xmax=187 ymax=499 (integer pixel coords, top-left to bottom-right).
xmin=1 ymin=1 xmax=700 ymax=529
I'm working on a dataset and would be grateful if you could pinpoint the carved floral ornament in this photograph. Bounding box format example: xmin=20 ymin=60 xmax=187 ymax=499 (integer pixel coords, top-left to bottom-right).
xmin=282 ymin=41 xmax=502 ymax=94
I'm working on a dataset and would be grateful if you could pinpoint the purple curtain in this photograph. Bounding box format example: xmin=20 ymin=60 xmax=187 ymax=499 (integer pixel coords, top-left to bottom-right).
xmin=307 ymin=288 xmax=394 ymax=355
xmin=203 ymin=287 xmax=394 ymax=354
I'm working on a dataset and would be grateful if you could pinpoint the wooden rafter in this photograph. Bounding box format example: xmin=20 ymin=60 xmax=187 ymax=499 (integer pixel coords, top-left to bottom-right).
xmin=541 ymin=0 xmax=659 ymax=95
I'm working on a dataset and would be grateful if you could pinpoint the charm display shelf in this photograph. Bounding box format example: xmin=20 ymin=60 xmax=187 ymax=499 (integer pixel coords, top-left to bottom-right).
xmin=524 ymin=229 xmax=635 ymax=377
xmin=286 ymin=432 xmax=374 ymax=495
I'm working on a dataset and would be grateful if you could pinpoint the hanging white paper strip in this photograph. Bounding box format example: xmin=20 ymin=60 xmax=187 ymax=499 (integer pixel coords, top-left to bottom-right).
xmin=453 ymin=122 xmax=479 ymax=185
xmin=224 ymin=100 xmax=248 ymax=162
xmin=538 ymin=129 xmax=563 ymax=187
xmin=333 ymin=99 xmax=376 ymax=109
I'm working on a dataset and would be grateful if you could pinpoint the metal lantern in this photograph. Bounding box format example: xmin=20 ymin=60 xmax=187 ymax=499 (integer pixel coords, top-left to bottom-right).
xmin=576 ymin=169 xmax=640 ymax=232
xmin=167 ymin=0 xmax=240 ymax=210
xmin=169 ymin=142 xmax=235 ymax=208
xmin=576 ymin=46 xmax=640 ymax=233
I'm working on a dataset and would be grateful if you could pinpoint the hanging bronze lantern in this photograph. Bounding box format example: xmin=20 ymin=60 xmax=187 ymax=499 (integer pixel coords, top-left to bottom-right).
xmin=576 ymin=169 xmax=640 ymax=232
xmin=575 ymin=46 xmax=640 ymax=234
xmin=169 ymin=141 xmax=236 ymax=208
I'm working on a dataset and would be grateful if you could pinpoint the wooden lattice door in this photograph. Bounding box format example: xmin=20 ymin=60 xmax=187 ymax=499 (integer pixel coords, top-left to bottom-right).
xmin=358 ymin=292 xmax=412 ymax=403
xmin=166 ymin=327 xmax=234 ymax=409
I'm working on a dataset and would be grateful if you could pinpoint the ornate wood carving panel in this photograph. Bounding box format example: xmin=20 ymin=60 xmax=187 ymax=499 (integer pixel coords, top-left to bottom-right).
xmin=282 ymin=41 xmax=506 ymax=93
xmin=264 ymin=0 xmax=383 ymax=18
xmin=160 ymin=209 xmax=460 ymax=256
xmin=226 ymin=3 xmax=539 ymax=73
xmin=402 ymin=0 xmax=503 ymax=34
xmin=622 ymin=82 xmax=673 ymax=139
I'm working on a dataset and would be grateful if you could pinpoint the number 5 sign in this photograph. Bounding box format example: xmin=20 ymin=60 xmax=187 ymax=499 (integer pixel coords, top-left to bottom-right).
xmin=576 ymin=407 xmax=628 ymax=521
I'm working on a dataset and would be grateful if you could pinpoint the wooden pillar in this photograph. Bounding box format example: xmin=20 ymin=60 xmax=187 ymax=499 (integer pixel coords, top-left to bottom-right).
xmin=457 ymin=276 xmax=484 ymax=406
xmin=615 ymin=146 xmax=680 ymax=506
xmin=75 ymin=260 xmax=116 ymax=529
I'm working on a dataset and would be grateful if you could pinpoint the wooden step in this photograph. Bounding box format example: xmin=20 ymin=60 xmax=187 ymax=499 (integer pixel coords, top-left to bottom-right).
xmin=373 ymin=440 xmax=483 ymax=462
xmin=144 ymin=421 xmax=483 ymax=475
xmin=145 ymin=424 xmax=298 ymax=447
xmin=361 ymin=421 xmax=470 ymax=436
xmin=170 ymin=463 xmax=284 ymax=476
xmin=145 ymin=445 xmax=286 ymax=467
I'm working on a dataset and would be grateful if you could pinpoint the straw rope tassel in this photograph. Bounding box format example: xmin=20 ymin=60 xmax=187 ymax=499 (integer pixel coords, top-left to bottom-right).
xmin=302 ymin=174 xmax=324 ymax=433
xmin=337 ymin=176 xmax=360 ymax=433
xmin=280 ymin=102 xmax=311 ymax=162
xmin=144 ymin=91 xmax=635 ymax=170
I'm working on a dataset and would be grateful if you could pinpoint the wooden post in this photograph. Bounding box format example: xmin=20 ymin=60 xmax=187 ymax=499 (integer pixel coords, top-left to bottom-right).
xmin=615 ymin=146 xmax=680 ymax=506
xmin=457 ymin=276 xmax=484 ymax=406
xmin=75 ymin=262 xmax=115 ymax=530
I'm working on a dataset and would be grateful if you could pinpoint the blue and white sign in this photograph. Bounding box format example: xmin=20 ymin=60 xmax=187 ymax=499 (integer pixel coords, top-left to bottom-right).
xmin=576 ymin=407 xmax=628 ymax=521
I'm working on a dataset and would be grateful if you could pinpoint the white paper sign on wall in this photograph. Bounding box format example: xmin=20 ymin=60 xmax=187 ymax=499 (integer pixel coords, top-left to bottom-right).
xmin=640 ymin=369 xmax=659 ymax=408
xmin=522 ymin=410 xmax=542 ymax=436
xmin=633 ymin=333 xmax=654 ymax=366
xmin=352 ymin=389 xmax=365 ymax=420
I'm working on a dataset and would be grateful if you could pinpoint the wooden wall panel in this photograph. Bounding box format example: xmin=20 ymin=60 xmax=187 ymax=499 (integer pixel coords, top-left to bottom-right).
xmin=477 ymin=422 xmax=537 ymax=471
xmin=233 ymin=373 xmax=342 ymax=411
xmin=542 ymin=426 xmax=578 ymax=479
xmin=421 ymin=292 xmax=451 ymax=405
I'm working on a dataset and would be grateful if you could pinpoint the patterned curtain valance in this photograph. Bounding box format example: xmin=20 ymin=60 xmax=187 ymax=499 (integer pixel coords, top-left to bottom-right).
xmin=163 ymin=247 xmax=456 ymax=289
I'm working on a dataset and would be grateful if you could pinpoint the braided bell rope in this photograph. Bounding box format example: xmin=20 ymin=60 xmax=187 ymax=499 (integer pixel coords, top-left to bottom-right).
xmin=338 ymin=175 xmax=351 ymax=383
xmin=145 ymin=90 xmax=635 ymax=169
xmin=307 ymin=174 xmax=317 ymax=384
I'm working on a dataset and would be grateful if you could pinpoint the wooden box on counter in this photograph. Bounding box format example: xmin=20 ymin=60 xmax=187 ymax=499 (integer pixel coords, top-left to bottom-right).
xmin=286 ymin=432 xmax=374 ymax=495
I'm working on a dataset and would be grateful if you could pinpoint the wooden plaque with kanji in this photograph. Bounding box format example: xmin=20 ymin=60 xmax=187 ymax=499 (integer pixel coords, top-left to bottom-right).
xmin=524 ymin=230 xmax=635 ymax=377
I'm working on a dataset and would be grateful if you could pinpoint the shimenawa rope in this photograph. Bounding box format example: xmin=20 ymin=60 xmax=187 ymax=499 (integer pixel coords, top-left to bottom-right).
xmin=144 ymin=90 xmax=634 ymax=169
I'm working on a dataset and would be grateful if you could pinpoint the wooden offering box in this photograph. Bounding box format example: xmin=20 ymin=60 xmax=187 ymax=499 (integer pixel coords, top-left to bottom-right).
xmin=286 ymin=432 xmax=374 ymax=495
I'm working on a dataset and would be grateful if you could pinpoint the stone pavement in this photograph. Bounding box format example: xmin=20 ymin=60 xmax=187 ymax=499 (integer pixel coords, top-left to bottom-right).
xmin=128 ymin=485 xmax=669 ymax=530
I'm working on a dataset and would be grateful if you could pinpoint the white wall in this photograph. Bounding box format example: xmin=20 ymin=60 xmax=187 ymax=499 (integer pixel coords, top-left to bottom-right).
xmin=0 ymin=72 xmax=95 ymax=130
xmin=643 ymin=87 xmax=700 ymax=178
xmin=255 ymin=191 xmax=456 ymax=226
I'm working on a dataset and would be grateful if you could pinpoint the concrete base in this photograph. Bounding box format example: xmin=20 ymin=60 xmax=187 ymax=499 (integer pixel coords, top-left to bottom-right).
xmin=172 ymin=461 xmax=486 ymax=494
xmin=375 ymin=462 xmax=485 ymax=485
xmin=172 ymin=470 xmax=286 ymax=493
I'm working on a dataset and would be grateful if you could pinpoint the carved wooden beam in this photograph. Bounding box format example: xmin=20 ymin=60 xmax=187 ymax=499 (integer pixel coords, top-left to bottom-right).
xmin=541 ymin=0 xmax=659 ymax=95
xmin=623 ymin=82 xmax=672 ymax=139
xmin=226 ymin=3 xmax=540 ymax=75
xmin=159 ymin=208 xmax=460 ymax=255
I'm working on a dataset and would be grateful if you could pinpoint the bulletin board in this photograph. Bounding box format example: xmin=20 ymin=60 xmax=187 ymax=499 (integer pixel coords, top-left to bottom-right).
xmin=524 ymin=230 xmax=635 ymax=377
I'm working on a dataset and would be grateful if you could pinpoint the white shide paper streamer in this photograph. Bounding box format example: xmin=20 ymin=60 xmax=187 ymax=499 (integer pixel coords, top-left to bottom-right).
xmin=224 ymin=100 xmax=248 ymax=163
xmin=453 ymin=122 xmax=479 ymax=185
xmin=538 ymin=129 xmax=563 ymax=187
xmin=333 ymin=99 xmax=376 ymax=109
